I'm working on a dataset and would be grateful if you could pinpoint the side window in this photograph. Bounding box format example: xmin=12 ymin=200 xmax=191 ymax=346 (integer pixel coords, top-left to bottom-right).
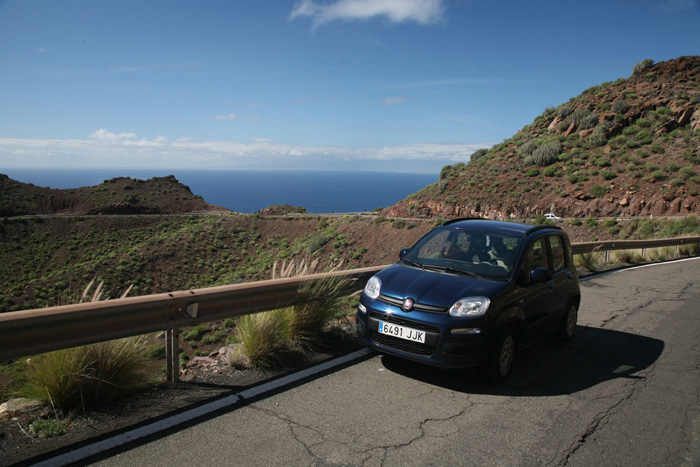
xmin=549 ymin=235 xmax=566 ymax=272
xmin=523 ymin=238 xmax=549 ymax=273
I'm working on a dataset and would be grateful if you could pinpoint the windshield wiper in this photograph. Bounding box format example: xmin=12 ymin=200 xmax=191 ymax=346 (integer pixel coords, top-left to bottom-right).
xmin=400 ymin=258 xmax=423 ymax=269
xmin=422 ymin=264 xmax=478 ymax=278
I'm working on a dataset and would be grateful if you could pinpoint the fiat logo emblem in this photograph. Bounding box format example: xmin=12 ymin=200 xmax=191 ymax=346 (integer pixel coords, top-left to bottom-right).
xmin=402 ymin=298 xmax=414 ymax=312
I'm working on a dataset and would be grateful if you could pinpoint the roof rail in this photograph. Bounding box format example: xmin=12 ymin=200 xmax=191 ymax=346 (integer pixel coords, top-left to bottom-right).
xmin=442 ymin=217 xmax=490 ymax=226
xmin=525 ymin=224 xmax=562 ymax=235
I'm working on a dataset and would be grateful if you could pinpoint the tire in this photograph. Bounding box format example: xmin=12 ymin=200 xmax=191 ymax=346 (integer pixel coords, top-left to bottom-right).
xmin=557 ymin=304 xmax=578 ymax=342
xmin=479 ymin=329 xmax=515 ymax=384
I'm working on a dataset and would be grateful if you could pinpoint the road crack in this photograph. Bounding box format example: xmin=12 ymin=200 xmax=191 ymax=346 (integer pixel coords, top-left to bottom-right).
xmin=554 ymin=373 xmax=649 ymax=466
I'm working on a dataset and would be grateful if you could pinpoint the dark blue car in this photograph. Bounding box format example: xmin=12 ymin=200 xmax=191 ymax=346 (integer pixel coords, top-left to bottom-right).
xmin=356 ymin=219 xmax=581 ymax=383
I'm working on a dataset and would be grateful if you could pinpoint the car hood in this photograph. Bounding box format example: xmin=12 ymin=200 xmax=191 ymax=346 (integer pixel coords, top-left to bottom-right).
xmin=376 ymin=263 xmax=509 ymax=308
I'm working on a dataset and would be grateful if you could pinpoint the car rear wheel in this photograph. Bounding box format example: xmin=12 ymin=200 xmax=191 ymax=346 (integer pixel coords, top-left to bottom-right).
xmin=479 ymin=329 xmax=515 ymax=384
xmin=557 ymin=304 xmax=578 ymax=342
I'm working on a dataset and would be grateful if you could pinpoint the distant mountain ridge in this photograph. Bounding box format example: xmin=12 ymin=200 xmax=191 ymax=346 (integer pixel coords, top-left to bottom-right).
xmin=384 ymin=56 xmax=700 ymax=220
xmin=0 ymin=174 xmax=229 ymax=217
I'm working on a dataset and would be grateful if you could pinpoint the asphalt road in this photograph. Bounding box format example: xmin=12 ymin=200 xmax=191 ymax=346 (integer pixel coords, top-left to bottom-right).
xmin=88 ymin=258 xmax=700 ymax=466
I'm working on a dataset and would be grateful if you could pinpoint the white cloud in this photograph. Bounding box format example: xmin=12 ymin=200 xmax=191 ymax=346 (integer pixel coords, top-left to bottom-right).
xmin=89 ymin=128 xmax=138 ymax=141
xmin=381 ymin=96 xmax=408 ymax=106
xmin=290 ymin=0 xmax=444 ymax=27
xmin=0 ymin=130 xmax=490 ymax=173
xmin=211 ymin=113 xmax=260 ymax=122
xmin=212 ymin=113 xmax=238 ymax=121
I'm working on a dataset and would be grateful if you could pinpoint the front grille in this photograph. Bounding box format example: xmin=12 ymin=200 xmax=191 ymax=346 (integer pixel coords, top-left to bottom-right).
xmin=370 ymin=332 xmax=435 ymax=356
xmin=379 ymin=294 xmax=447 ymax=313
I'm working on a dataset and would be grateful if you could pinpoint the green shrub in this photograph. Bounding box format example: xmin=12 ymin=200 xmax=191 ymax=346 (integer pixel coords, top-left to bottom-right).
xmin=572 ymin=109 xmax=598 ymax=130
xmin=235 ymin=310 xmax=292 ymax=368
xmin=611 ymin=99 xmax=629 ymax=114
xmin=287 ymin=274 xmax=347 ymax=341
xmin=585 ymin=217 xmax=598 ymax=227
xmin=659 ymin=215 xmax=700 ymax=237
xmin=636 ymin=131 xmax=652 ymax=145
xmin=589 ymin=185 xmax=609 ymax=198
xmin=679 ymin=166 xmax=695 ymax=178
xmin=182 ymin=325 xmax=209 ymax=342
xmin=519 ymin=141 xmax=536 ymax=157
xmin=439 ymin=165 xmax=454 ymax=180
xmin=307 ymin=233 xmax=327 ymax=252
xmin=22 ymin=336 xmax=149 ymax=414
xmin=575 ymin=252 xmax=598 ymax=271
xmin=543 ymin=166 xmax=557 ymax=177
xmin=557 ymin=104 xmax=573 ymax=119
xmin=528 ymin=141 xmax=562 ymax=166
xmin=632 ymin=59 xmax=654 ymax=76
xmin=589 ymin=127 xmax=607 ymax=146
xmin=664 ymin=162 xmax=680 ymax=173
xmin=30 ymin=419 xmax=69 ymax=438
xmin=470 ymin=148 xmax=488 ymax=161
xmin=525 ymin=168 xmax=540 ymax=177
xmin=223 ymin=318 xmax=236 ymax=328
xmin=535 ymin=215 xmax=554 ymax=225
xmin=614 ymin=250 xmax=643 ymax=264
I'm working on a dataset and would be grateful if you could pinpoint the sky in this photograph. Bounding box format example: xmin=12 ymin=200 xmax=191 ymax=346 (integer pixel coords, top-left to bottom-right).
xmin=0 ymin=0 xmax=699 ymax=174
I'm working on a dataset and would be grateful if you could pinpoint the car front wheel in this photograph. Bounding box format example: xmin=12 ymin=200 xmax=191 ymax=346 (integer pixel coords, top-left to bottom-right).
xmin=479 ymin=329 xmax=515 ymax=384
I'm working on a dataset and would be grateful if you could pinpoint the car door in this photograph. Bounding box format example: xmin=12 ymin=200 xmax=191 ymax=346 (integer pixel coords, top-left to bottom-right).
xmin=547 ymin=234 xmax=573 ymax=320
xmin=518 ymin=236 xmax=555 ymax=343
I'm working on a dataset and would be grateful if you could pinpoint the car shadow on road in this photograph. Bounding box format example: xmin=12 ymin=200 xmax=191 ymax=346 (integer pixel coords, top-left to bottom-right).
xmin=379 ymin=325 xmax=665 ymax=396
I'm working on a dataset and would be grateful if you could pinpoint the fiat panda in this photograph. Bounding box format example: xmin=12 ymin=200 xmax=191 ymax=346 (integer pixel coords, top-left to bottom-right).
xmin=356 ymin=219 xmax=580 ymax=383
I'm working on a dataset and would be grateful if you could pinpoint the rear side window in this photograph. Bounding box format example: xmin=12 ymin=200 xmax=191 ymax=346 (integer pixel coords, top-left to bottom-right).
xmin=549 ymin=235 xmax=566 ymax=272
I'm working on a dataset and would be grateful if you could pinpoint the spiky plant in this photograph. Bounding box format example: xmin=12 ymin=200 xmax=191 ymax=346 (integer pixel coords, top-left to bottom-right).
xmin=21 ymin=280 xmax=147 ymax=414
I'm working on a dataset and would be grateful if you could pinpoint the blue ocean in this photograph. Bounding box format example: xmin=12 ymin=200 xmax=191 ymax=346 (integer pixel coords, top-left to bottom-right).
xmin=1 ymin=169 xmax=437 ymax=214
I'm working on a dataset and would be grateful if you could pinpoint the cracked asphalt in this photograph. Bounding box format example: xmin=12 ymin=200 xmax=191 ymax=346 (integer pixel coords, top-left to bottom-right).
xmin=93 ymin=258 xmax=700 ymax=466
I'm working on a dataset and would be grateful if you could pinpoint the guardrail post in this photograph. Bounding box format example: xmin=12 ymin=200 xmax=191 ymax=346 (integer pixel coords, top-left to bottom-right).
xmin=165 ymin=328 xmax=179 ymax=383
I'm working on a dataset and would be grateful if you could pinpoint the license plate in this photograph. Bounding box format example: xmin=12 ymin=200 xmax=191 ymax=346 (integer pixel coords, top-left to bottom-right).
xmin=378 ymin=321 xmax=426 ymax=344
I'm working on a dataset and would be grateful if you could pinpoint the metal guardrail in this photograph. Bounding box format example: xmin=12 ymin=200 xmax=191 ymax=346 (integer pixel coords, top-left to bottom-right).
xmin=0 ymin=266 xmax=382 ymax=380
xmin=571 ymin=236 xmax=700 ymax=255
xmin=1 ymin=236 xmax=699 ymax=380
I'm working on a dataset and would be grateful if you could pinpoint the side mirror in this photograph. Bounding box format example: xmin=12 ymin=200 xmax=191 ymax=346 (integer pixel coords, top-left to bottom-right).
xmin=530 ymin=267 xmax=552 ymax=283
xmin=399 ymin=248 xmax=410 ymax=259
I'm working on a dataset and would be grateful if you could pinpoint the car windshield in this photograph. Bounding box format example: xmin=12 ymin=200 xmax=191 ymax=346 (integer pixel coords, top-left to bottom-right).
xmin=401 ymin=228 xmax=523 ymax=280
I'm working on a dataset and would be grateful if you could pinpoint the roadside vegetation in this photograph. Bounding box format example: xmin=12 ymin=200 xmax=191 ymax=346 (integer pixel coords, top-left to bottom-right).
xmin=1 ymin=260 xmax=359 ymax=416
xmin=11 ymin=281 xmax=153 ymax=415
xmin=228 ymin=259 xmax=354 ymax=369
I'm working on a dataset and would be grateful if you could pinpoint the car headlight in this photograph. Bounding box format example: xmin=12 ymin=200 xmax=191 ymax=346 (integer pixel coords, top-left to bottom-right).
xmin=364 ymin=276 xmax=381 ymax=300
xmin=449 ymin=297 xmax=490 ymax=318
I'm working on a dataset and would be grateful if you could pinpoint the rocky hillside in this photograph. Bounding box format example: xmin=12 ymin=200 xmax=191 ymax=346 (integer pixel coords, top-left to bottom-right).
xmin=0 ymin=174 xmax=229 ymax=216
xmin=384 ymin=56 xmax=700 ymax=220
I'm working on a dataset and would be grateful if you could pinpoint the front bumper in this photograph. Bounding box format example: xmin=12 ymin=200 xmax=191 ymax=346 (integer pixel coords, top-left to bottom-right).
xmin=356 ymin=300 xmax=494 ymax=369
